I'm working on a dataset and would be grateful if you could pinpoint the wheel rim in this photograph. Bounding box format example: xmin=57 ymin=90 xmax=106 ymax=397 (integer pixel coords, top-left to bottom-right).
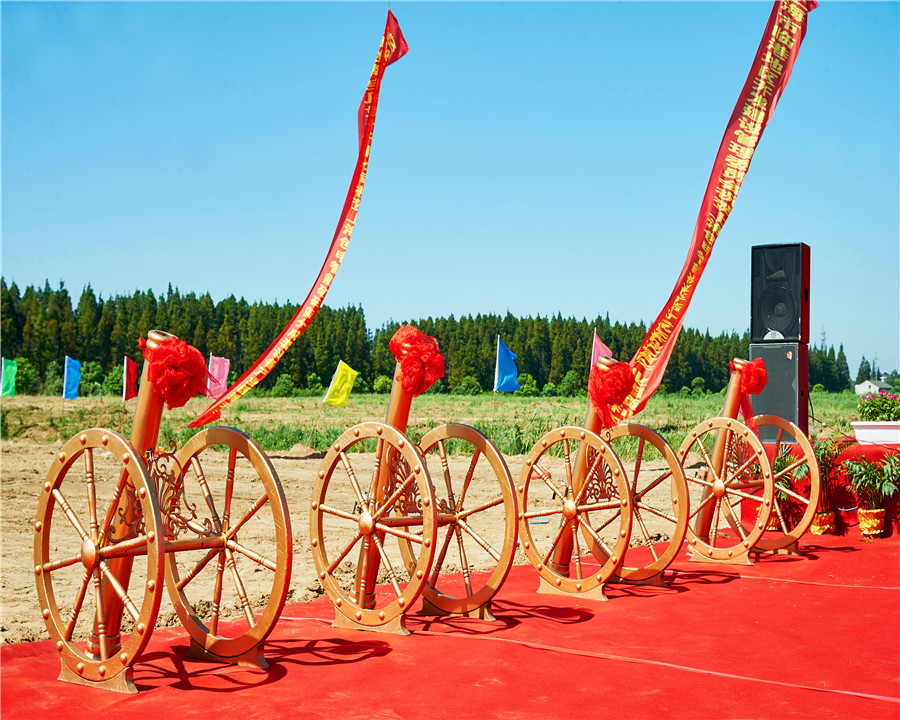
xmin=166 ymin=427 xmax=292 ymax=659
xmin=679 ymin=418 xmax=774 ymax=560
xmin=412 ymin=424 xmax=518 ymax=615
xmin=34 ymin=429 xmax=163 ymax=681
xmin=597 ymin=424 xmax=689 ymax=581
xmin=310 ymin=423 xmax=437 ymax=628
xmin=751 ymin=415 xmax=821 ymax=551
xmin=517 ymin=427 xmax=632 ymax=593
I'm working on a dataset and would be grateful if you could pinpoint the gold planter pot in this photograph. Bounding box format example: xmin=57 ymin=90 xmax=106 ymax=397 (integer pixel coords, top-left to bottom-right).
xmin=809 ymin=511 xmax=835 ymax=535
xmin=858 ymin=508 xmax=887 ymax=538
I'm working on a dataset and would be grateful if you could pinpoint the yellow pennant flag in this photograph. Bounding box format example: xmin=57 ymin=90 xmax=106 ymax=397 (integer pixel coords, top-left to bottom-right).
xmin=323 ymin=360 xmax=359 ymax=408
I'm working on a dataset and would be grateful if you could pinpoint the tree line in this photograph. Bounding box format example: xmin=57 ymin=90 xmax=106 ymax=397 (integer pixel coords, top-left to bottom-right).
xmin=1 ymin=279 xmax=859 ymax=397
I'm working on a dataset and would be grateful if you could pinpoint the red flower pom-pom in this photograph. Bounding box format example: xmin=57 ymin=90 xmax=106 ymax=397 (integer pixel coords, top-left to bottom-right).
xmin=388 ymin=325 xmax=445 ymax=397
xmin=139 ymin=336 xmax=209 ymax=410
xmin=739 ymin=357 xmax=767 ymax=395
xmin=588 ymin=361 xmax=635 ymax=428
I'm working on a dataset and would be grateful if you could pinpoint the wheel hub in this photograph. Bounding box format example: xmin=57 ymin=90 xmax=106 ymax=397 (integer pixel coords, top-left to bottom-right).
xmin=80 ymin=538 xmax=99 ymax=570
xmin=712 ymin=478 xmax=726 ymax=498
xmin=563 ymin=499 xmax=578 ymax=520
xmin=358 ymin=511 xmax=375 ymax=535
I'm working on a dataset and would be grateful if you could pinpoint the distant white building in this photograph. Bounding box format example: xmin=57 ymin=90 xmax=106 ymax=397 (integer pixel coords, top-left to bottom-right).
xmin=855 ymin=379 xmax=892 ymax=395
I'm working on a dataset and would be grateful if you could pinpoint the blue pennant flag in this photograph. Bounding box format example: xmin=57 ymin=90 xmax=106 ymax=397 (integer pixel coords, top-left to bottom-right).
xmin=494 ymin=336 xmax=520 ymax=393
xmin=63 ymin=356 xmax=82 ymax=400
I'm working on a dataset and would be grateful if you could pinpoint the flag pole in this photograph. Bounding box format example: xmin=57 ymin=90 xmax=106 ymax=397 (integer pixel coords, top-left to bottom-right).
xmin=306 ymin=402 xmax=325 ymax=451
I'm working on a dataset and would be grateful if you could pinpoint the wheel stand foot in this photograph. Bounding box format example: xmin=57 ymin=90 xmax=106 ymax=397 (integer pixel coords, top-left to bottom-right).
xmin=537 ymin=575 xmax=608 ymax=601
xmin=418 ymin=597 xmax=496 ymax=621
xmin=58 ymin=661 xmax=137 ymax=694
xmin=687 ymin=546 xmax=754 ymax=565
xmin=608 ymin=572 xmax=670 ymax=588
xmin=187 ymin=638 xmax=269 ymax=669
xmin=750 ymin=539 xmax=801 ymax=559
xmin=332 ymin=610 xmax=409 ymax=635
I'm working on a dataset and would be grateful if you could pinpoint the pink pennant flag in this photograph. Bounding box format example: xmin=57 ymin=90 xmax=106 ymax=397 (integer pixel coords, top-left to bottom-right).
xmin=591 ymin=329 xmax=613 ymax=367
xmin=207 ymin=355 xmax=230 ymax=399
xmin=123 ymin=356 xmax=139 ymax=401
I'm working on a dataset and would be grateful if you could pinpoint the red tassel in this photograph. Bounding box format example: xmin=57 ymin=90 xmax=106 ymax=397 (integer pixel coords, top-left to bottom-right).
xmin=739 ymin=357 xmax=767 ymax=396
xmin=139 ymin=337 xmax=209 ymax=410
xmin=388 ymin=325 xmax=445 ymax=397
xmin=588 ymin=361 xmax=635 ymax=428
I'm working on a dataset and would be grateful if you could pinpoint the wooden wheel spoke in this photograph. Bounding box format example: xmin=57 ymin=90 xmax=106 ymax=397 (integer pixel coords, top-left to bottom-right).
xmin=541 ymin=519 xmax=572 ymax=566
xmin=228 ymin=492 xmax=269 ymax=538
xmin=575 ymin=516 xmax=614 ymax=556
xmin=635 ymin=501 xmax=679 ymax=524
xmin=368 ymin=438 xmax=386 ymax=504
xmin=223 ymin=447 xmax=237 ymax=529
xmin=63 ymin=568 xmax=92 ymax=641
xmin=540 ymin=474 xmax=566 ymax=502
xmin=774 ymin=457 xmax=808 ymax=482
xmin=210 ymin=551 xmax=227 ymax=635
xmin=225 ymin=538 xmax=278 ymax=572
xmin=454 ymin=526 xmax=474 ymax=596
xmin=91 ymin=567 xmax=109 ymax=661
xmin=631 ymin=509 xmax=661 ymax=561
xmin=339 ymin=451 xmax=368 ymax=509
xmin=374 ymin=521 xmax=426 ymax=545
xmin=99 ymin=472 xmax=131 ymax=545
xmin=98 ymin=560 xmax=141 ymax=624
xmin=570 ymin=520 xmax=583 ymax=580
xmin=684 ymin=471 xmax=714 ymax=490
xmin=42 ymin=553 xmax=82 ymax=573
xmin=562 ymin=439 xmax=574 ymax=489
xmin=577 ymin=500 xmax=621 ymax=513
xmin=523 ymin=507 xmax=565 ymax=520
xmin=51 ymin=488 xmax=90 ymax=542
xmin=428 ymin=527 xmax=456 ymax=586
xmin=724 ymin=485 xmax=767 ymax=504
xmin=371 ymin=534 xmax=403 ymax=599
xmin=774 ymin=482 xmax=811 ymax=506
xmin=83 ymin=448 xmax=100 ymax=542
xmin=100 ymin=534 xmax=149 ymax=560
xmin=176 ymin=548 xmax=219 ymax=591
xmin=587 ymin=508 xmax=622 ymax=534
xmin=719 ymin=499 xmax=749 ymax=541
xmin=631 ymin=438 xmax=646 ymax=496
xmin=319 ymin=502 xmax=360 ymax=524
xmin=225 ymin=548 xmax=256 ymax=627
xmin=457 ymin=495 xmax=504 ymax=521
xmin=326 ymin=531 xmax=364 ymax=574
xmin=456 ymin=518 xmax=501 ymax=562
xmin=633 ymin=470 xmax=673 ymax=502
xmin=454 ymin=448 xmax=481 ymax=512
xmin=189 ymin=456 xmax=223 ymax=533
xmin=688 ymin=492 xmax=717 ymax=522
xmin=724 ymin=452 xmax=760 ymax=483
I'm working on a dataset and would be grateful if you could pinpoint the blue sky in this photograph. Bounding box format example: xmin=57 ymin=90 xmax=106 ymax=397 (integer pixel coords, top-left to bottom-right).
xmin=3 ymin=1 xmax=898 ymax=377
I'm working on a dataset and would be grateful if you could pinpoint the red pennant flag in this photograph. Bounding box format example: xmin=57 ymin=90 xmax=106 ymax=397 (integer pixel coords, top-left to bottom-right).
xmin=191 ymin=11 xmax=409 ymax=428
xmin=123 ymin=356 xmax=138 ymax=401
xmin=603 ymin=1 xmax=816 ymax=425
xmin=591 ymin=329 xmax=613 ymax=368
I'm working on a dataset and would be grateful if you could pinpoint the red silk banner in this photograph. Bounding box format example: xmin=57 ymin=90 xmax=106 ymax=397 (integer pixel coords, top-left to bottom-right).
xmin=604 ymin=0 xmax=815 ymax=425
xmin=191 ymin=11 xmax=408 ymax=427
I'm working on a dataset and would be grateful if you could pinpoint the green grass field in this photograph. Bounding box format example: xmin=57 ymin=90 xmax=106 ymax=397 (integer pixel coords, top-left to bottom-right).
xmin=1 ymin=390 xmax=861 ymax=457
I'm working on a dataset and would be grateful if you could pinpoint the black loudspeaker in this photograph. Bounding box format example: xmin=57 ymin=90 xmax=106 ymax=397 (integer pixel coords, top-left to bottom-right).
xmin=750 ymin=243 xmax=810 ymax=343
xmin=749 ymin=343 xmax=808 ymax=443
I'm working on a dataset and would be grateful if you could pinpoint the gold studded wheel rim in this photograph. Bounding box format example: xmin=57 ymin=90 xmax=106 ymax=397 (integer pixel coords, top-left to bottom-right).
xmin=751 ymin=415 xmax=821 ymax=551
xmin=516 ymin=426 xmax=632 ymax=594
xmin=310 ymin=422 xmax=437 ymax=628
xmin=411 ymin=423 xmax=518 ymax=616
xmin=34 ymin=428 xmax=164 ymax=682
xmin=679 ymin=417 xmax=774 ymax=560
xmin=166 ymin=427 xmax=292 ymax=659
xmin=595 ymin=424 xmax=689 ymax=581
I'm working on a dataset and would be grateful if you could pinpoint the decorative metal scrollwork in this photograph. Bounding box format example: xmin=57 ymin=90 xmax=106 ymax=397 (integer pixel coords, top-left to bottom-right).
xmin=388 ymin=450 xmax=422 ymax=515
xmin=582 ymin=448 xmax=618 ymax=503
xmin=146 ymin=444 xmax=198 ymax=540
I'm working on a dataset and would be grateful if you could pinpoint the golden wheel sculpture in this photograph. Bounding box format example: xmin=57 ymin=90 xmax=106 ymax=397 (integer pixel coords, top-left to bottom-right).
xmin=751 ymin=415 xmax=821 ymax=552
xmin=409 ymin=423 xmax=518 ymax=618
xmin=591 ymin=424 xmax=689 ymax=583
xmin=517 ymin=427 xmax=632 ymax=596
xmin=679 ymin=417 xmax=775 ymax=562
xmin=34 ymin=429 xmax=164 ymax=693
xmin=310 ymin=422 xmax=437 ymax=633
xmin=165 ymin=427 xmax=292 ymax=666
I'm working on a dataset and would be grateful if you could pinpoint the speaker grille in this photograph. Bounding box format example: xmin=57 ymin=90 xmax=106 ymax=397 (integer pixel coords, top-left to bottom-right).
xmin=750 ymin=243 xmax=810 ymax=343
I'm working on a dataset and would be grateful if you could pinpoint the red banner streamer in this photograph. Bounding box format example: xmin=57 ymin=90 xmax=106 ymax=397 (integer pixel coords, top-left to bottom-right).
xmin=604 ymin=0 xmax=815 ymax=425
xmin=191 ymin=11 xmax=408 ymax=427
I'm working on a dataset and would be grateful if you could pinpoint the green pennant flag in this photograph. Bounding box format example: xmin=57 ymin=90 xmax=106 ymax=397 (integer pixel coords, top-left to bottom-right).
xmin=1 ymin=358 xmax=17 ymax=397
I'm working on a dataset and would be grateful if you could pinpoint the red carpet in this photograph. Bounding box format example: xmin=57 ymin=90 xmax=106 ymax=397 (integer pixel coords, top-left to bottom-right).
xmin=3 ymin=528 xmax=899 ymax=720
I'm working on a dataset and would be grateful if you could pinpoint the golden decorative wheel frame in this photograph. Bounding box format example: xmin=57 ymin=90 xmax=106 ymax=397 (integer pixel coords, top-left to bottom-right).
xmin=679 ymin=417 xmax=775 ymax=561
xmin=594 ymin=424 xmax=689 ymax=583
xmin=751 ymin=415 xmax=821 ymax=552
xmin=310 ymin=422 xmax=437 ymax=632
xmin=517 ymin=427 xmax=632 ymax=595
xmin=34 ymin=429 xmax=164 ymax=691
xmin=410 ymin=423 xmax=518 ymax=618
xmin=166 ymin=427 xmax=292 ymax=665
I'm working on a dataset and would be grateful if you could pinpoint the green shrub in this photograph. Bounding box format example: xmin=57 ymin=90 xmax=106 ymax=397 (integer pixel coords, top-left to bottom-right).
xmin=515 ymin=373 xmax=539 ymax=397
xmin=454 ymin=375 xmax=482 ymax=396
xmin=373 ymin=375 xmax=392 ymax=394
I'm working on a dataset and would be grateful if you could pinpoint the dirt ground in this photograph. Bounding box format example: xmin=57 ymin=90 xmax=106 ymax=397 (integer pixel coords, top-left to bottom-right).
xmin=2 ymin=432 xmax=687 ymax=647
